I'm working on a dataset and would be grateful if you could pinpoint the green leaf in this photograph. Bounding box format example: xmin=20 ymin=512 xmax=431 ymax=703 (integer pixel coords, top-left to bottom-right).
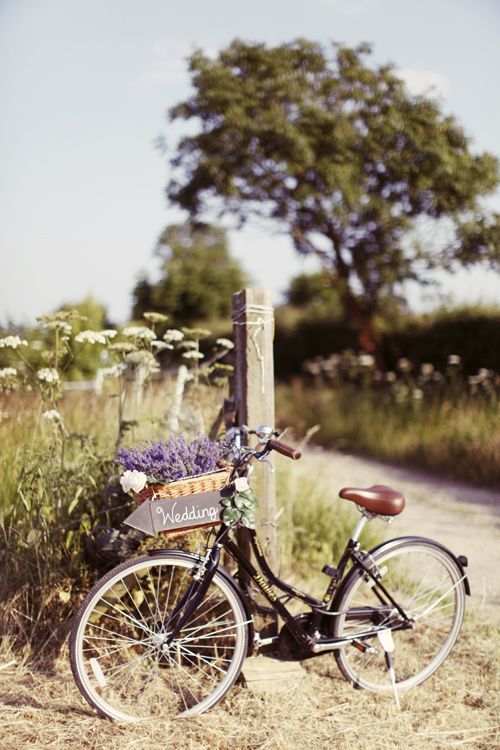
xmin=68 ymin=486 xmax=83 ymax=514
xmin=240 ymin=512 xmax=256 ymax=529
xmin=222 ymin=508 xmax=241 ymax=524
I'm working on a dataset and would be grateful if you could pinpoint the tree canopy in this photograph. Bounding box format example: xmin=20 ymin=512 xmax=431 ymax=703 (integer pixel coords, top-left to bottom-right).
xmin=132 ymin=223 xmax=247 ymax=324
xmin=167 ymin=38 xmax=500 ymax=352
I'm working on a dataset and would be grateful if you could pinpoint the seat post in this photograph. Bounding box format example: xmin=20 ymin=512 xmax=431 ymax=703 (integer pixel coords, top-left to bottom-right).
xmin=349 ymin=511 xmax=372 ymax=543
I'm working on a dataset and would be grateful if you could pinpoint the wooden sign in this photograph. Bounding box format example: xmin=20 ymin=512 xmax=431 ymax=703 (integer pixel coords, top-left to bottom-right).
xmin=123 ymin=490 xmax=224 ymax=536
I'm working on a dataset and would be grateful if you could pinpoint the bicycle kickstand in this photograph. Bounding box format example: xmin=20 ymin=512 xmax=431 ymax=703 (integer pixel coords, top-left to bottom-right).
xmin=377 ymin=629 xmax=401 ymax=711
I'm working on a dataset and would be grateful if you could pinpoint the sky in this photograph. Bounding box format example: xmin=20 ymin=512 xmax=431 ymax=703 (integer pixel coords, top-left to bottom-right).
xmin=1 ymin=0 xmax=500 ymax=325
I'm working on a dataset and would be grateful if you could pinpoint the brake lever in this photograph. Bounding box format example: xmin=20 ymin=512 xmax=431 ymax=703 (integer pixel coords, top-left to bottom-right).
xmin=256 ymin=456 xmax=275 ymax=474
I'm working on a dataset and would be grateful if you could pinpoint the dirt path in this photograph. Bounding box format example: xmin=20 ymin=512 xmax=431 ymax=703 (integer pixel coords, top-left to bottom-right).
xmin=305 ymin=448 xmax=500 ymax=623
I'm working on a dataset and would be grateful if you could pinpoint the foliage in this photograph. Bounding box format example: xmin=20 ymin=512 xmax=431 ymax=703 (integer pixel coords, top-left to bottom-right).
xmin=58 ymin=296 xmax=109 ymax=379
xmin=221 ymin=489 xmax=258 ymax=529
xmin=0 ymin=432 xmax=116 ymax=649
xmin=167 ymin=38 xmax=500 ymax=353
xmin=132 ymin=222 xmax=247 ymax=325
xmin=0 ymin=308 xmax=235 ymax=650
xmin=0 ymin=296 xmax=109 ymax=381
xmin=285 ymin=272 xmax=344 ymax=318
xmin=274 ymin=302 xmax=500 ymax=378
xmin=380 ymin=307 xmax=500 ymax=374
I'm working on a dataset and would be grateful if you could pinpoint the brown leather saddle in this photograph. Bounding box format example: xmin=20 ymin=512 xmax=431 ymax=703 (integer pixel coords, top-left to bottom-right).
xmin=339 ymin=484 xmax=405 ymax=516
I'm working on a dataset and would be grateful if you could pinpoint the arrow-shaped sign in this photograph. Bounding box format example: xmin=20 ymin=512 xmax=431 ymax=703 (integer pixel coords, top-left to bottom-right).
xmin=123 ymin=490 xmax=225 ymax=536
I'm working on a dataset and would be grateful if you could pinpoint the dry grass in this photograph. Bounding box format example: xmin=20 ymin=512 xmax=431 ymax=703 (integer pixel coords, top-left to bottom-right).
xmin=1 ymin=613 xmax=498 ymax=750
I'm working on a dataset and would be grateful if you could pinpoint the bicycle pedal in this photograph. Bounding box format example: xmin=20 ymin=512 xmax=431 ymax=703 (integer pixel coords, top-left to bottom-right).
xmin=352 ymin=639 xmax=377 ymax=654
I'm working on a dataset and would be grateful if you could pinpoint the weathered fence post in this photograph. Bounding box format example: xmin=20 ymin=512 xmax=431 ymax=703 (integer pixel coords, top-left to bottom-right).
xmin=232 ymin=288 xmax=278 ymax=570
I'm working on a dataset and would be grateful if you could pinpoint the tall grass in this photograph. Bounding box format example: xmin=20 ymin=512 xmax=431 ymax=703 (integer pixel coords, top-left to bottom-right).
xmin=0 ymin=380 xmax=225 ymax=652
xmin=276 ymin=380 xmax=500 ymax=486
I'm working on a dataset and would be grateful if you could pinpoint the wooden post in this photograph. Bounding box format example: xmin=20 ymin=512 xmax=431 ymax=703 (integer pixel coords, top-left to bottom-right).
xmin=233 ymin=288 xmax=278 ymax=570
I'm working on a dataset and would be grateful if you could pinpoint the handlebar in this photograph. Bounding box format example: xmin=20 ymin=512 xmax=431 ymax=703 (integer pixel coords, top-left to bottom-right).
xmin=267 ymin=439 xmax=302 ymax=461
xmin=225 ymin=427 xmax=302 ymax=478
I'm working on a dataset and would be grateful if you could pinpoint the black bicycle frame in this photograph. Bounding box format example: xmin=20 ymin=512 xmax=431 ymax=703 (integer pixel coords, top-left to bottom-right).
xmin=221 ymin=525 xmax=412 ymax=651
xmin=163 ymin=522 xmax=412 ymax=653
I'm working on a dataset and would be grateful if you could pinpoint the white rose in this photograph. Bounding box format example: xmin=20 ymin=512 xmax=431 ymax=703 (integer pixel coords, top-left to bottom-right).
xmin=234 ymin=477 xmax=249 ymax=492
xmin=120 ymin=470 xmax=148 ymax=494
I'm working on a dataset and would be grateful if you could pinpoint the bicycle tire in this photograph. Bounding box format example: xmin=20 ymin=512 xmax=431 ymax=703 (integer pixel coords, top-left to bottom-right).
xmin=332 ymin=537 xmax=466 ymax=692
xmin=70 ymin=551 xmax=250 ymax=721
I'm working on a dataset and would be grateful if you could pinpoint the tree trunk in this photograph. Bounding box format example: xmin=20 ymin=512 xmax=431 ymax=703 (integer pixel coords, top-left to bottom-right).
xmin=341 ymin=290 xmax=384 ymax=368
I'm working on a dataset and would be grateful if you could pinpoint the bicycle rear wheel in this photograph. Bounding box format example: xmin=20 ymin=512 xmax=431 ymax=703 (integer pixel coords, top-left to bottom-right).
xmin=70 ymin=551 xmax=250 ymax=721
xmin=333 ymin=538 xmax=466 ymax=692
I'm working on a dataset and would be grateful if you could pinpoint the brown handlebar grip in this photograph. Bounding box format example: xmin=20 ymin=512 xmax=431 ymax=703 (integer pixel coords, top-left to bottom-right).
xmin=268 ymin=439 xmax=302 ymax=460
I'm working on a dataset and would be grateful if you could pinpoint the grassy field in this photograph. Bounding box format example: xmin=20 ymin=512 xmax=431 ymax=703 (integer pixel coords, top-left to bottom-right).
xmin=1 ymin=611 xmax=498 ymax=750
xmin=276 ymin=381 xmax=500 ymax=487
xmin=1 ymin=388 xmax=498 ymax=748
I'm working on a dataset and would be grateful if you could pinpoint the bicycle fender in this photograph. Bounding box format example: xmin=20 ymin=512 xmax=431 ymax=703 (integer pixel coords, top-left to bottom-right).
xmin=147 ymin=547 xmax=255 ymax=648
xmin=344 ymin=536 xmax=470 ymax=598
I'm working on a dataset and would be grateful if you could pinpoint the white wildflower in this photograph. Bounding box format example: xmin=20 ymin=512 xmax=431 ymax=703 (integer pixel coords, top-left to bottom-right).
xmin=385 ymin=371 xmax=397 ymax=382
xmin=75 ymin=330 xmax=107 ymax=345
xmin=44 ymin=321 xmax=72 ymax=334
xmin=182 ymin=350 xmax=205 ymax=360
xmin=37 ymin=368 xmax=60 ymax=383
xmin=122 ymin=326 xmax=156 ymax=341
xmin=447 ymin=354 xmax=461 ymax=366
xmin=412 ymin=388 xmax=424 ymax=401
xmin=216 ymin=338 xmax=234 ymax=350
xmin=42 ymin=409 xmax=62 ymax=421
xmin=397 ymin=358 xmax=412 ymax=373
xmin=420 ymin=363 xmax=434 ymax=377
xmin=163 ymin=329 xmax=184 ymax=343
xmin=477 ymin=368 xmax=491 ymax=380
xmin=182 ymin=327 xmax=211 ymax=338
xmin=120 ymin=470 xmax=148 ymax=494
xmin=358 ymin=353 xmax=375 ymax=367
xmin=100 ymin=329 xmax=118 ymax=339
xmin=468 ymin=375 xmax=481 ymax=386
xmin=0 ymin=367 xmax=17 ymax=378
xmin=0 ymin=335 xmax=28 ymax=349
xmin=151 ymin=340 xmax=173 ymax=351
xmin=143 ymin=312 xmax=169 ymax=323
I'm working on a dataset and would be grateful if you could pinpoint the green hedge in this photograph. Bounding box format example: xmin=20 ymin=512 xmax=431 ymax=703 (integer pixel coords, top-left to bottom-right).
xmin=274 ymin=312 xmax=500 ymax=378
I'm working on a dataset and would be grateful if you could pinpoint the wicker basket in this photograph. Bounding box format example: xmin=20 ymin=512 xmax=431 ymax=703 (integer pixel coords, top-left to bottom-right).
xmin=134 ymin=467 xmax=231 ymax=506
xmin=133 ymin=467 xmax=231 ymax=537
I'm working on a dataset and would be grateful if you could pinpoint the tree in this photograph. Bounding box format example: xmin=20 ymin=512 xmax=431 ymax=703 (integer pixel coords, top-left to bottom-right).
xmin=167 ymin=39 xmax=500 ymax=355
xmin=132 ymin=223 xmax=248 ymax=324
xmin=284 ymin=272 xmax=344 ymax=320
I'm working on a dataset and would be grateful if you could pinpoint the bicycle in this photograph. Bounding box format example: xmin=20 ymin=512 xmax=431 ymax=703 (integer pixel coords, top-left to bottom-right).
xmin=70 ymin=426 xmax=470 ymax=721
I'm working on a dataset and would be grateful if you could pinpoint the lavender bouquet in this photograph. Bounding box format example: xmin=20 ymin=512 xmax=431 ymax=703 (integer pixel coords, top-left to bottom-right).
xmin=117 ymin=434 xmax=227 ymax=487
xmin=117 ymin=434 xmax=258 ymax=529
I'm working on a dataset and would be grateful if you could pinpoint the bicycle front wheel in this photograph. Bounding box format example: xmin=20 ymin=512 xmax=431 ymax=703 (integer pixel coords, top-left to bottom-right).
xmin=70 ymin=551 xmax=250 ymax=721
xmin=333 ymin=538 xmax=466 ymax=692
